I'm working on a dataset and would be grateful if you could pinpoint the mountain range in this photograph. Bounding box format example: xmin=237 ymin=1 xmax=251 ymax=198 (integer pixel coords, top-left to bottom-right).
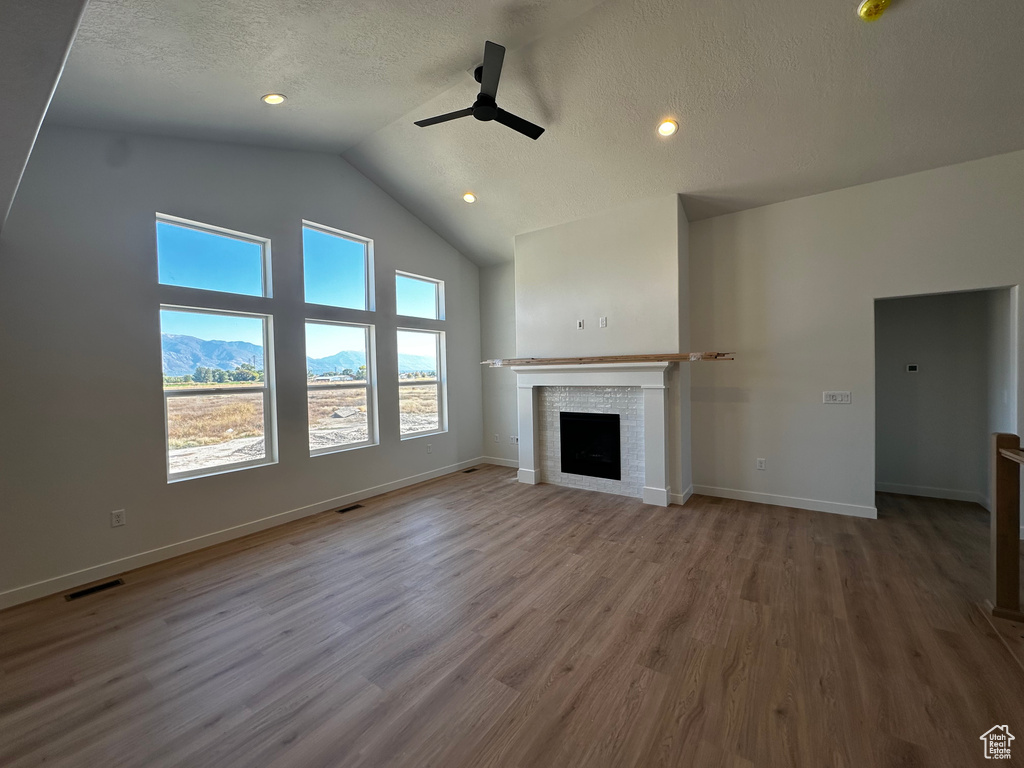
xmin=161 ymin=333 xmax=436 ymax=377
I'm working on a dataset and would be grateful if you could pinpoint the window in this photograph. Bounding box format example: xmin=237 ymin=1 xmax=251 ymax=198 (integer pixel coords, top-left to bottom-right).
xmin=397 ymin=328 xmax=445 ymax=437
xmin=303 ymin=222 xmax=373 ymax=310
xmin=306 ymin=321 xmax=376 ymax=454
xmin=303 ymin=221 xmax=378 ymax=454
xmin=156 ymin=216 xmax=270 ymax=297
xmin=160 ymin=308 xmax=275 ymax=479
xmin=156 ymin=214 xmax=276 ymax=481
xmin=396 ymin=271 xmax=444 ymax=320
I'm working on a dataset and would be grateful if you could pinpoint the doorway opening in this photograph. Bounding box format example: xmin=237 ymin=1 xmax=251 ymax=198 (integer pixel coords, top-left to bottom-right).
xmin=874 ymin=287 xmax=1017 ymax=513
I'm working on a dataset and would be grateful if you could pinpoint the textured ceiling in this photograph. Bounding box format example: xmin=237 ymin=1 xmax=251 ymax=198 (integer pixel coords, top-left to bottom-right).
xmin=50 ymin=0 xmax=1024 ymax=264
xmin=48 ymin=0 xmax=607 ymax=152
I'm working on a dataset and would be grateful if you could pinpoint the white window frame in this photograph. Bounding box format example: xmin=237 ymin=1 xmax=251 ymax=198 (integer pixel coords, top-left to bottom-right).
xmin=302 ymin=220 xmax=375 ymax=312
xmin=395 ymin=270 xmax=445 ymax=320
xmin=305 ymin=319 xmax=378 ymax=456
xmin=161 ymin=305 xmax=278 ymax=482
xmin=397 ymin=327 xmax=447 ymax=439
xmin=156 ymin=213 xmax=273 ymax=298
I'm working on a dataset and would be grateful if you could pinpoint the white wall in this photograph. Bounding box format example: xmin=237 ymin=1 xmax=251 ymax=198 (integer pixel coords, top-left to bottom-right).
xmin=988 ymin=287 xmax=1018 ymax=437
xmin=0 ymin=125 xmax=483 ymax=606
xmin=480 ymin=262 xmax=519 ymax=464
xmin=514 ymin=194 xmax=684 ymax=358
xmin=689 ymin=150 xmax=1024 ymax=519
xmin=874 ymin=290 xmax=1006 ymax=506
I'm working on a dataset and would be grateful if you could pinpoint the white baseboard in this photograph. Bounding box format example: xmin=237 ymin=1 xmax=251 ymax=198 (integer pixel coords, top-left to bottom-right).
xmin=642 ymin=486 xmax=670 ymax=507
xmin=692 ymin=485 xmax=877 ymax=520
xmin=670 ymin=485 xmax=694 ymax=506
xmin=479 ymin=456 xmax=518 ymax=468
xmin=875 ymin=482 xmax=989 ymax=508
xmin=0 ymin=457 xmax=490 ymax=611
xmin=517 ymin=468 xmax=539 ymax=484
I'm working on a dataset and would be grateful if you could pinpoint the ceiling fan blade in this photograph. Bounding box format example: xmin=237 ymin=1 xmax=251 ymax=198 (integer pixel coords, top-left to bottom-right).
xmin=495 ymin=108 xmax=544 ymax=140
xmin=414 ymin=108 xmax=473 ymax=127
xmin=480 ymin=41 xmax=505 ymax=100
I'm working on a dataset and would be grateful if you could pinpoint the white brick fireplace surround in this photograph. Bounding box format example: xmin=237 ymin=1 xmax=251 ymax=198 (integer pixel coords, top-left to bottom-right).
xmin=513 ymin=363 xmax=671 ymax=506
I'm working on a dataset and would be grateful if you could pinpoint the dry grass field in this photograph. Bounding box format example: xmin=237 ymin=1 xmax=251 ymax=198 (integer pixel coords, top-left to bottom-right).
xmin=398 ymin=383 xmax=440 ymax=433
xmin=165 ymin=381 xmax=440 ymax=459
xmin=166 ymin=393 xmax=265 ymax=449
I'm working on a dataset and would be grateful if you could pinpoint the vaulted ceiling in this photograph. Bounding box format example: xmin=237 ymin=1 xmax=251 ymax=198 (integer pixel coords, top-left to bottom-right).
xmin=48 ymin=0 xmax=1024 ymax=264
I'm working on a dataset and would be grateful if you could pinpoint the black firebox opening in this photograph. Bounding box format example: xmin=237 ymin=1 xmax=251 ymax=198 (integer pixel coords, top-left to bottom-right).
xmin=560 ymin=411 xmax=621 ymax=481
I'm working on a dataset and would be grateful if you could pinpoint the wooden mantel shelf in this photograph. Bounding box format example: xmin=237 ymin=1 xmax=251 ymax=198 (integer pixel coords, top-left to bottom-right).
xmin=481 ymin=352 xmax=734 ymax=368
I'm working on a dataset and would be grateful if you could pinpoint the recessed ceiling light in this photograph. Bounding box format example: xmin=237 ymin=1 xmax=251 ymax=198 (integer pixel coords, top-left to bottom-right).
xmin=262 ymin=93 xmax=286 ymax=105
xmin=657 ymin=119 xmax=678 ymax=137
xmin=463 ymin=192 xmax=477 ymax=204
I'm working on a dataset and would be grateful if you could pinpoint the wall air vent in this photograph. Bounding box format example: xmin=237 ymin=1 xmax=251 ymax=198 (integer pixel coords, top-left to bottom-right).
xmin=65 ymin=579 xmax=125 ymax=601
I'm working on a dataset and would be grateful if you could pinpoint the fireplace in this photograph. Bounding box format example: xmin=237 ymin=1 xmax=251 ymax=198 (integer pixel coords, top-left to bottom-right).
xmin=512 ymin=362 xmax=673 ymax=506
xmin=560 ymin=411 xmax=621 ymax=480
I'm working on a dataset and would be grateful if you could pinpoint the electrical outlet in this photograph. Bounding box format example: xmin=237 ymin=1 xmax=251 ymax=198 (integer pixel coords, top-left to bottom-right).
xmin=823 ymin=391 xmax=852 ymax=404
xmin=426 ymin=443 xmax=432 ymax=454
xmin=110 ymin=509 xmax=126 ymax=528
xmin=599 ymin=316 xmax=608 ymax=328
xmin=510 ymin=435 xmax=519 ymax=445
xmin=756 ymin=458 xmax=766 ymax=471
xmin=493 ymin=433 xmax=499 ymax=443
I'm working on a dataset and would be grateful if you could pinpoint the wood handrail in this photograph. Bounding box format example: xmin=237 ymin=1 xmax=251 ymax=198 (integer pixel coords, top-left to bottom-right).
xmin=999 ymin=448 xmax=1024 ymax=466
xmin=988 ymin=433 xmax=1024 ymax=623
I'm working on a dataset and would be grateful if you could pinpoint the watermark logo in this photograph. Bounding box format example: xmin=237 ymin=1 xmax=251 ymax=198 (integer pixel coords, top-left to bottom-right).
xmin=980 ymin=725 xmax=1014 ymax=759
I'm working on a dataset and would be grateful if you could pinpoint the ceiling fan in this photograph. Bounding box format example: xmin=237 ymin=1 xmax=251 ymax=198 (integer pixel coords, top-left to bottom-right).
xmin=414 ymin=41 xmax=545 ymax=140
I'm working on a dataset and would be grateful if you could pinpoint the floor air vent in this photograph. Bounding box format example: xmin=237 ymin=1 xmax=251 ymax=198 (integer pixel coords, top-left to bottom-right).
xmin=462 ymin=467 xmax=480 ymax=474
xmin=336 ymin=504 xmax=363 ymax=514
xmin=65 ymin=579 xmax=124 ymax=601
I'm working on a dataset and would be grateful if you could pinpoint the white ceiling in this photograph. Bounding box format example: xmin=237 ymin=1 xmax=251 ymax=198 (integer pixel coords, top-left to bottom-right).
xmin=49 ymin=0 xmax=1024 ymax=264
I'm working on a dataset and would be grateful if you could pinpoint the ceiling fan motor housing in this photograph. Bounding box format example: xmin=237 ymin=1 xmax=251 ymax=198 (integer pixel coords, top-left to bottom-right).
xmin=472 ymin=94 xmax=498 ymax=121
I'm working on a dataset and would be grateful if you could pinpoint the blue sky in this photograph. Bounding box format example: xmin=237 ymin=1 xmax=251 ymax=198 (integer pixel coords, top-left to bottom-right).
xmin=397 ymin=329 xmax=439 ymax=359
xmin=303 ymin=226 xmax=367 ymax=309
xmin=305 ymin=322 xmax=366 ymax=360
xmin=396 ymin=274 xmax=439 ymax=319
xmin=161 ymin=309 xmax=264 ymax=347
xmin=157 ymin=221 xmax=264 ymax=296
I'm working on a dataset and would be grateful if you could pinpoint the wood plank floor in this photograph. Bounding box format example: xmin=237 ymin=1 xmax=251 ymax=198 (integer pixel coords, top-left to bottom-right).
xmin=2 ymin=465 xmax=1023 ymax=767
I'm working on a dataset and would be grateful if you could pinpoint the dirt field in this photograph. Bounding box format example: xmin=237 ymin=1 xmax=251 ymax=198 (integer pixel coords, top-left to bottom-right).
xmin=166 ymin=383 xmax=441 ymax=473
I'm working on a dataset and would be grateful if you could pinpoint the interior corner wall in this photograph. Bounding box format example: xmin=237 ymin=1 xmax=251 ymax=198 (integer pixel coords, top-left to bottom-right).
xmin=0 ymin=125 xmax=483 ymax=607
xmin=987 ymin=286 xmax=1019 ymax=437
xmin=874 ymin=290 xmax=997 ymax=506
xmin=675 ymin=196 xmax=692 ymax=497
xmin=689 ymin=149 xmax=1024 ymax=519
xmin=0 ymin=0 xmax=87 ymax=231
xmin=480 ymin=261 xmax=519 ymax=464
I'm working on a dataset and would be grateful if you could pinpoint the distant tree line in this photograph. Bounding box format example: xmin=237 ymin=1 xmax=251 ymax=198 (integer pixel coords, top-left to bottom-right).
xmin=162 ymin=363 xmax=264 ymax=385
xmin=306 ymin=365 xmax=367 ymax=381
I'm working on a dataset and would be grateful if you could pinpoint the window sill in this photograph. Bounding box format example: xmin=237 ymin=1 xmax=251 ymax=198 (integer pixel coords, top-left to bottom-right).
xmin=310 ymin=440 xmax=378 ymax=457
xmin=400 ymin=429 xmax=447 ymax=441
xmin=168 ymin=457 xmax=277 ymax=483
